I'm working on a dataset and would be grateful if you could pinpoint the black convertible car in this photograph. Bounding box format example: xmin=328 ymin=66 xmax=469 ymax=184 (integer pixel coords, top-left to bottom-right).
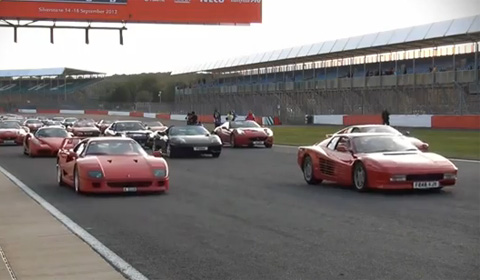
xmin=152 ymin=125 xmax=222 ymax=158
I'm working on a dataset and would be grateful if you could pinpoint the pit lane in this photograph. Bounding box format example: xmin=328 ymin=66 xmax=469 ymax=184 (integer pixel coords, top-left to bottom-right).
xmin=0 ymin=114 xmax=478 ymax=280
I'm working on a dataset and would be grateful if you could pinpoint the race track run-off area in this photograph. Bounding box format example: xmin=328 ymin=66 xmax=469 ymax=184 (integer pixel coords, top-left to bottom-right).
xmin=0 ymin=114 xmax=479 ymax=280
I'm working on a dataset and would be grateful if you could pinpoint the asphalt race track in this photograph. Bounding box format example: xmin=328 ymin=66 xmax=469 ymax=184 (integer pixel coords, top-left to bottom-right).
xmin=0 ymin=114 xmax=479 ymax=280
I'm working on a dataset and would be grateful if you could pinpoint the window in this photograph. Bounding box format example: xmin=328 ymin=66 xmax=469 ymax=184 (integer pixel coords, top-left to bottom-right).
xmin=74 ymin=142 xmax=86 ymax=155
xmin=327 ymin=137 xmax=340 ymax=150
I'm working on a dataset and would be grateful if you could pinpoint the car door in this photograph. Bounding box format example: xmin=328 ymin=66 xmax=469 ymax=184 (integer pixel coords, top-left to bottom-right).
xmin=64 ymin=141 xmax=87 ymax=181
xmin=105 ymin=123 xmax=115 ymax=136
xmin=330 ymin=136 xmax=355 ymax=184
xmin=155 ymin=129 xmax=169 ymax=151
xmin=217 ymin=122 xmax=231 ymax=143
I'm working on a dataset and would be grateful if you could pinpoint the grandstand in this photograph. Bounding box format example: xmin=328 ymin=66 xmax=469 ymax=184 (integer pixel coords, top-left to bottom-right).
xmin=172 ymin=15 xmax=480 ymax=124
xmin=0 ymin=67 xmax=105 ymax=111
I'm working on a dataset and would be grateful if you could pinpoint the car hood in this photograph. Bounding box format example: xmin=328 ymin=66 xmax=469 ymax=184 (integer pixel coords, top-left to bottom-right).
xmin=235 ymin=127 xmax=269 ymax=134
xmin=73 ymin=127 xmax=100 ymax=132
xmin=170 ymin=135 xmax=221 ymax=145
xmin=0 ymin=129 xmax=20 ymax=134
xmin=85 ymin=156 xmax=160 ymax=179
xmin=37 ymin=137 xmax=65 ymax=149
xmin=361 ymin=152 xmax=456 ymax=171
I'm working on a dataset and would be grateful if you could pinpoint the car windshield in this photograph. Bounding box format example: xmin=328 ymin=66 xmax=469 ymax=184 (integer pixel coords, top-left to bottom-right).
xmin=352 ymin=126 xmax=400 ymax=134
xmin=146 ymin=122 xmax=163 ymax=127
xmin=35 ymin=128 xmax=69 ymax=138
xmin=353 ymin=135 xmax=418 ymax=153
xmin=170 ymin=126 xmax=209 ymax=136
xmin=74 ymin=122 xmax=95 ymax=127
xmin=115 ymin=122 xmax=145 ymax=131
xmin=0 ymin=122 xmax=21 ymax=129
xmin=47 ymin=121 xmax=62 ymax=126
xmin=65 ymin=118 xmax=77 ymax=122
xmin=230 ymin=121 xmax=260 ymax=129
xmin=26 ymin=119 xmax=42 ymax=124
xmin=52 ymin=117 xmax=64 ymax=121
xmin=101 ymin=120 xmax=113 ymax=124
xmin=85 ymin=140 xmax=147 ymax=156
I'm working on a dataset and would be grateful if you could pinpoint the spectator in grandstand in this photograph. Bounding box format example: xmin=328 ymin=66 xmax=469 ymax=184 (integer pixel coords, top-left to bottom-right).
xmin=213 ymin=109 xmax=222 ymax=127
xmin=382 ymin=109 xmax=390 ymax=125
xmin=245 ymin=110 xmax=255 ymax=121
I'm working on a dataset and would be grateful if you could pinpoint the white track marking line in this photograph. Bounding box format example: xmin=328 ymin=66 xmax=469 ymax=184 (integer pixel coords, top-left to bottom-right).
xmin=0 ymin=244 xmax=17 ymax=280
xmin=273 ymin=145 xmax=480 ymax=163
xmin=0 ymin=166 xmax=150 ymax=280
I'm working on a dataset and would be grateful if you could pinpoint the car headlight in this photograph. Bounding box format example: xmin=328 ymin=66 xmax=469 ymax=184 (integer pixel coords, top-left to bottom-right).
xmin=88 ymin=171 xmax=103 ymax=179
xmin=153 ymin=169 xmax=167 ymax=178
xmin=264 ymin=128 xmax=273 ymax=136
xmin=444 ymin=173 xmax=456 ymax=180
xmin=236 ymin=129 xmax=245 ymax=135
xmin=211 ymin=136 xmax=221 ymax=143
xmin=390 ymin=175 xmax=406 ymax=182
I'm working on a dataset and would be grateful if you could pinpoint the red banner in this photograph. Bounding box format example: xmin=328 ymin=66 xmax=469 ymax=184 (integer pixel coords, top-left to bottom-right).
xmin=0 ymin=0 xmax=262 ymax=24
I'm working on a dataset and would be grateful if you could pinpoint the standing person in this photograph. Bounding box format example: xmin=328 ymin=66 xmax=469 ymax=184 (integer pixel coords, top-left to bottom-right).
xmin=382 ymin=109 xmax=390 ymax=125
xmin=226 ymin=111 xmax=234 ymax=122
xmin=245 ymin=110 xmax=255 ymax=121
xmin=231 ymin=110 xmax=237 ymax=121
xmin=190 ymin=111 xmax=198 ymax=125
xmin=185 ymin=112 xmax=192 ymax=125
xmin=213 ymin=108 xmax=222 ymax=127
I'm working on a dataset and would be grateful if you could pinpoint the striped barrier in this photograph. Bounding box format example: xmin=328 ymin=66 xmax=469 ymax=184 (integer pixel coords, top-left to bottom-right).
xmin=12 ymin=109 xmax=479 ymax=129
xmin=310 ymin=114 xmax=479 ymax=130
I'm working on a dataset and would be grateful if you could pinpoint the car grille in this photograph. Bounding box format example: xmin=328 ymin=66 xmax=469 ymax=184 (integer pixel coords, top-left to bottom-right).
xmin=107 ymin=181 xmax=152 ymax=188
xmin=249 ymin=137 xmax=267 ymax=141
xmin=1 ymin=136 xmax=16 ymax=140
xmin=406 ymin=174 xmax=444 ymax=181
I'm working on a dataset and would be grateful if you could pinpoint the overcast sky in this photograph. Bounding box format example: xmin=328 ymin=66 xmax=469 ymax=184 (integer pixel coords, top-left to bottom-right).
xmin=0 ymin=0 xmax=479 ymax=75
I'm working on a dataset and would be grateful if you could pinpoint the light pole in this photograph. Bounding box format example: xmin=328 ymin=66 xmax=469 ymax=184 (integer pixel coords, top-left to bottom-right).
xmin=158 ymin=91 xmax=162 ymax=104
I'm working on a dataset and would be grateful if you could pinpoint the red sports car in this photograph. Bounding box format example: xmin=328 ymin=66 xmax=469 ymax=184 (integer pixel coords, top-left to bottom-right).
xmin=56 ymin=137 xmax=169 ymax=194
xmin=0 ymin=120 xmax=29 ymax=145
xmin=96 ymin=119 xmax=116 ymax=134
xmin=143 ymin=121 xmax=168 ymax=133
xmin=23 ymin=119 xmax=44 ymax=132
xmin=327 ymin=124 xmax=429 ymax=152
xmin=24 ymin=126 xmax=72 ymax=157
xmin=213 ymin=120 xmax=274 ymax=148
xmin=68 ymin=121 xmax=101 ymax=138
xmin=298 ymin=133 xmax=457 ymax=192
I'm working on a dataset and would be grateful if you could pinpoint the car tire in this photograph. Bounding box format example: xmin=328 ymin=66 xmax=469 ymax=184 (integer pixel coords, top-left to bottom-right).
xmin=56 ymin=162 xmax=65 ymax=187
xmin=73 ymin=166 xmax=82 ymax=194
xmin=212 ymin=152 xmax=221 ymax=158
xmin=231 ymin=135 xmax=237 ymax=148
xmin=265 ymin=143 xmax=273 ymax=148
xmin=353 ymin=162 xmax=369 ymax=192
xmin=303 ymin=155 xmax=321 ymax=185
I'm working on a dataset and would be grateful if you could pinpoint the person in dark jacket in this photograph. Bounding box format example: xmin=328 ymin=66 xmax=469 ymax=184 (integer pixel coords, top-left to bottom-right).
xmin=382 ymin=109 xmax=390 ymax=125
xmin=213 ymin=109 xmax=222 ymax=127
xmin=189 ymin=111 xmax=198 ymax=125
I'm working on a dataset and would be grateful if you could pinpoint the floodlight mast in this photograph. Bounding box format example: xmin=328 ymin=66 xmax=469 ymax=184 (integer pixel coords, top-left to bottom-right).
xmin=0 ymin=19 xmax=127 ymax=45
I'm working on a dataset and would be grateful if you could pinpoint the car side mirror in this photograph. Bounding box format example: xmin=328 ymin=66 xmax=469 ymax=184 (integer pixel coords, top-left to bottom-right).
xmin=152 ymin=151 xmax=162 ymax=157
xmin=404 ymin=131 xmax=410 ymax=136
xmin=66 ymin=150 xmax=77 ymax=161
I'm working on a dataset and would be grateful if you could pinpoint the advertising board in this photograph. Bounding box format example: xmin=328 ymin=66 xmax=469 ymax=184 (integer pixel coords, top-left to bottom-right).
xmin=0 ymin=0 xmax=262 ymax=24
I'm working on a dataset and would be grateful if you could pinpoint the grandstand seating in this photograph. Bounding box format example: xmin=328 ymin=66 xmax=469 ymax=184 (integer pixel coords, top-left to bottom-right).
xmin=0 ymin=78 xmax=101 ymax=95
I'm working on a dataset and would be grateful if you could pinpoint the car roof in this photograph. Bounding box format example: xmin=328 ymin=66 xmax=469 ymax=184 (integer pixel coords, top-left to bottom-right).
xmin=335 ymin=132 xmax=400 ymax=138
xmin=346 ymin=124 xmax=388 ymax=128
xmin=85 ymin=137 xmax=136 ymax=143
xmin=115 ymin=120 xmax=141 ymax=123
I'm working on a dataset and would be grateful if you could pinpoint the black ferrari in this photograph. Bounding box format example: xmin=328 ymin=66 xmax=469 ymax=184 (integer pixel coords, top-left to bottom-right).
xmin=152 ymin=125 xmax=222 ymax=158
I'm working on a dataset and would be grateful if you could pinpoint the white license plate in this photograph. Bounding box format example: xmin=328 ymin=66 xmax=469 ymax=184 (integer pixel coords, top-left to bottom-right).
xmin=253 ymin=141 xmax=264 ymax=145
xmin=123 ymin=187 xmax=137 ymax=192
xmin=194 ymin=147 xmax=208 ymax=151
xmin=3 ymin=140 xmax=15 ymax=144
xmin=413 ymin=181 xmax=440 ymax=189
